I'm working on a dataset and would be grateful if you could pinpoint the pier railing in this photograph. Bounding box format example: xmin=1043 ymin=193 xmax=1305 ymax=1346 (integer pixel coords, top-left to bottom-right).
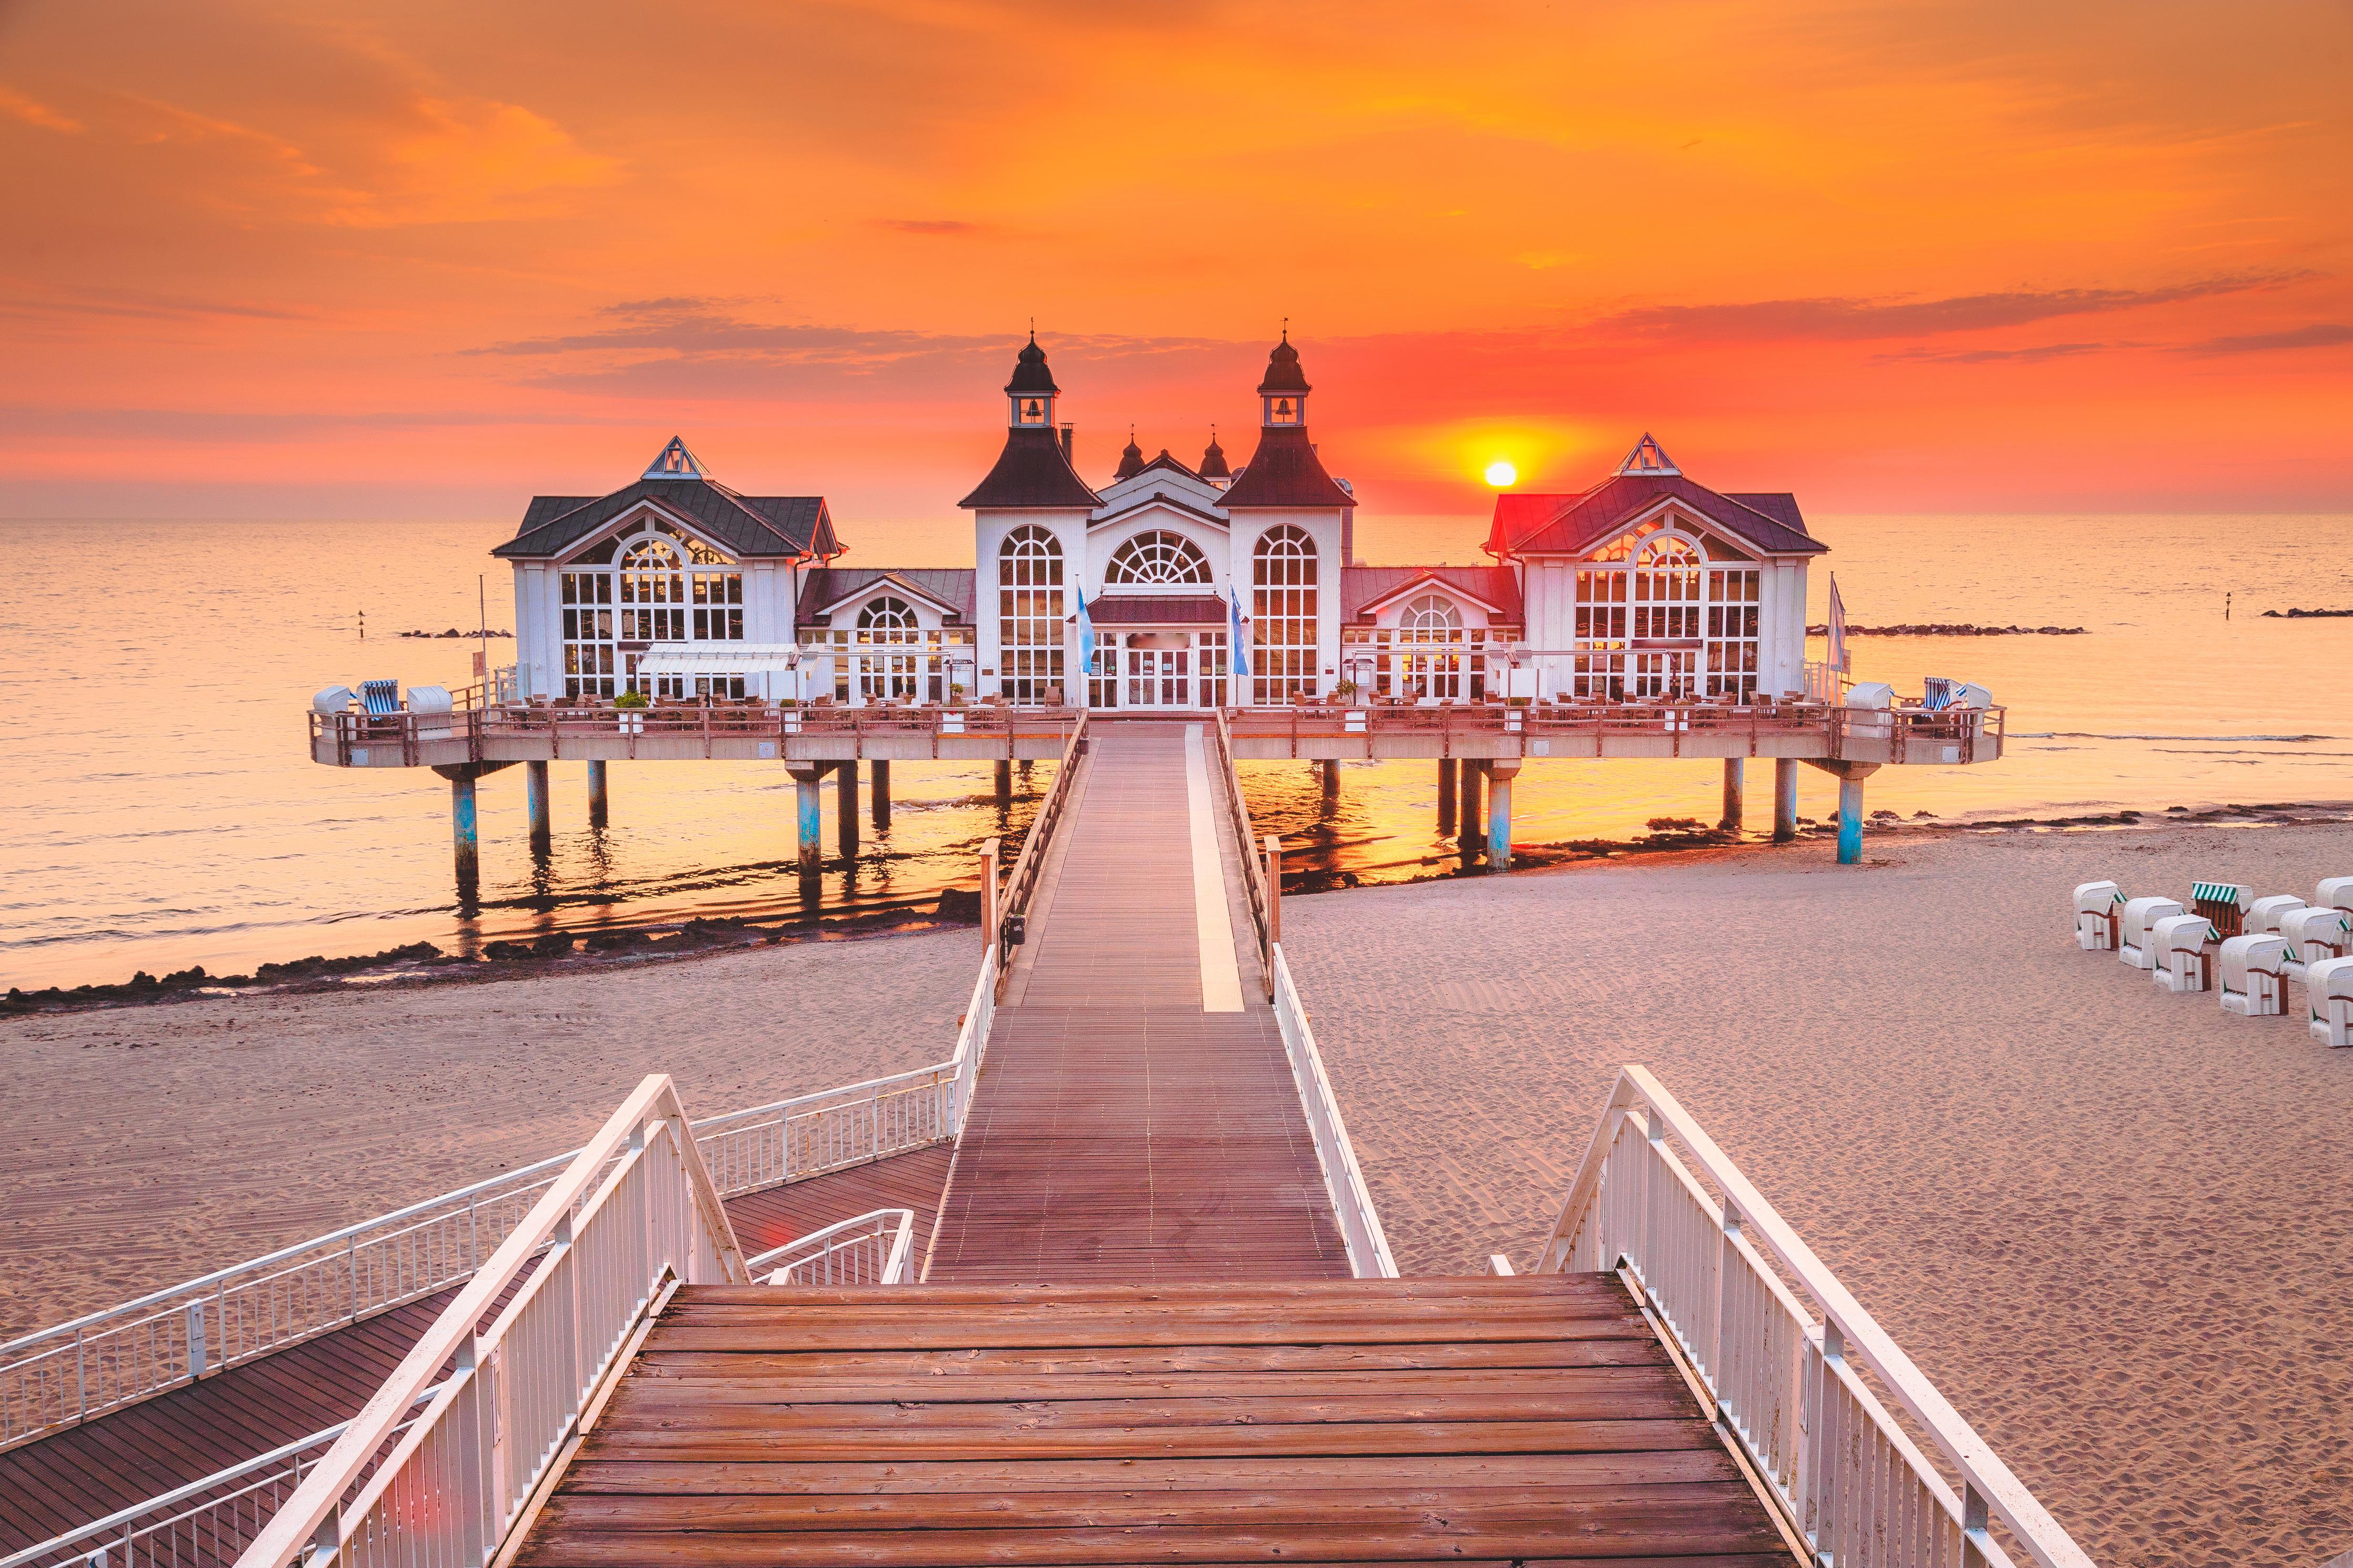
xmin=235 ymin=1074 xmax=748 ymax=1568
xmin=1541 ymin=1067 xmax=2093 ymax=1568
xmin=0 ymin=1062 xmax=964 ymax=1453
xmin=746 ymin=1209 xmax=917 ymax=1286
xmin=310 ymin=700 xmax=1085 ymax=765
xmin=1208 ymin=711 xmax=1275 ymax=992
xmin=1224 ymin=697 xmax=2004 ymax=763
xmin=990 ymin=712 xmax=1090 ymax=996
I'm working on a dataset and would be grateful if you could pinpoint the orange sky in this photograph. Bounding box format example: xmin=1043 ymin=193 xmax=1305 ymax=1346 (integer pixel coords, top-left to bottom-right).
xmin=3 ymin=0 xmax=2349 ymax=528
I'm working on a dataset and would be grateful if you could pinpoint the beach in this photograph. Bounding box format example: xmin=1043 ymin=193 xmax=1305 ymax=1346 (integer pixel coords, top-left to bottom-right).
xmin=5 ymin=820 xmax=2350 ymax=1566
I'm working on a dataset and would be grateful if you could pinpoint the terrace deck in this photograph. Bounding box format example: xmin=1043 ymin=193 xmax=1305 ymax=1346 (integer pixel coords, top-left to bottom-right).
xmin=515 ymin=1277 xmax=1794 ymax=1568
xmin=0 ymin=1149 xmax=953 ymax=1557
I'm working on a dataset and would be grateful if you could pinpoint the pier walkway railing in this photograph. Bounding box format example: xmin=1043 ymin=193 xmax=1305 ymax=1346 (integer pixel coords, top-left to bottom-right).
xmin=0 ymin=1059 xmax=969 ymax=1453
xmin=1539 ymin=1066 xmax=2094 ymax=1568
xmin=988 ymin=712 xmax=1088 ymax=997
xmin=744 ymin=1208 xmax=917 ymax=1286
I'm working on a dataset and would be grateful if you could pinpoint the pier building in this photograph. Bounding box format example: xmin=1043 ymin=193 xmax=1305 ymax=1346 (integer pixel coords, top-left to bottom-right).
xmin=308 ymin=332 xmax=2004 ymax=872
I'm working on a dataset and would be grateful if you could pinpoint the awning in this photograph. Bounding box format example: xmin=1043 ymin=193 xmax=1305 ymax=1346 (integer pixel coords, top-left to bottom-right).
xmin=2191 ymin=882 xmax=2250 ymax=908
xmin=633 ymin=644 xmax=805 ymax=675
xmin=1087 ymin=594 xmax=1226 ymax=625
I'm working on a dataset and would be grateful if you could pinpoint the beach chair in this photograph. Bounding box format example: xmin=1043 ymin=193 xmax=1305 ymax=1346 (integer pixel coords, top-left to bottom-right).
xmin=2118 ymin=896 xmax=2183 ymax=970
xmin=2149 ymin=914 xmax=2220 ymax=993
xmin=2318 ymin=877 xmax=2353 ymax=915
xmin=2073 ymin=881 xmax=2123 ymax=950
xmin=2249 ymin=894 xmax=2307 ymax=935
xmin=2308 ymin=957 xmax=2353 ymax=1047
xmin=312 ymin=685 xmax=355 ymax=715
xmin=2189 ymin=881 xmax=2251 ymax=938
xmin=2279 ymin=905 xmax=2353 ymax=985
xmin=2218 ymin=935 xmax=2291 ymax=1017
xmin=359 ymin=679 xmax=401 ymax=717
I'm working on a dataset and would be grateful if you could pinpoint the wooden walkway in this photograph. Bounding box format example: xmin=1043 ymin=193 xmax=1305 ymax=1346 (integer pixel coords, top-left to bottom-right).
xmin=517 ymin=1276 xmax=1792 ymax=1568
xmin=924 ymin=721 xmax=1350 ymax=1283
xmin=0 ymin=1148 xmax=954 ymax=1556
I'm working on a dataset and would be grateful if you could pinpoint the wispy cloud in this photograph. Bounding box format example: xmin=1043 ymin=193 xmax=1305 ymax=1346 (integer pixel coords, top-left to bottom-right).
xmin=872 ymin=218 xmax=981 ymax=235
xmin=0 ymin=285 xmax=309 ymax=325
xmin=1872 ymin=341 xmax=2116 ymax=366
xmin=1598 ymin=275 xmax=2296 ymax=342
xmin=0 ymin=86 xmax=83 ymax=134
xmin=2181 ymin=322 xmax=2353 ymax=356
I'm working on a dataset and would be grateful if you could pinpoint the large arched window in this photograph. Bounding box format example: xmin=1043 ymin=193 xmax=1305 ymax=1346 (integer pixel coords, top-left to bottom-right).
xmin=857 ymin=595 xmax=918 ymax=642
xmin=1105 ymin=530 xmax=1212 ymax=585
xmin=1402 ymin=595 xmax=1461 ymax=639
xmin=559 ymin=520 xmax=742 ymax=699
xmin=1632 ymin=534 xmax=1703 ymax=642
xmin=618 ymin=538 xmax=686 ymax=644
xmin=1251 ymin=524 xmax=1319 ymax=704
xmin=998 ymin=525 xmax=1064 ymax=703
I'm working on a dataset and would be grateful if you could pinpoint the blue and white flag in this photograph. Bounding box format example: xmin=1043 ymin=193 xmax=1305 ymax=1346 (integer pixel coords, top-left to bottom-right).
xmin=1229 ymin=588 xmax=1251 ymax=681
xmin=1826 ymin=572 xmax=1849 ymax=674
xmin=1075 ymin=583 xmax=1096 ymax=676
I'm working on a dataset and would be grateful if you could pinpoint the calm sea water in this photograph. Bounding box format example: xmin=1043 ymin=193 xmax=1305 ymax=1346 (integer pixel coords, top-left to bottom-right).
xmin=3 ymin=512 xmax=2348 ymax=990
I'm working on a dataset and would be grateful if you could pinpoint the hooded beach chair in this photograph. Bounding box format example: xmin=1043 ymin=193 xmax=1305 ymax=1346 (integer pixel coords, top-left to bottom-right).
xmin=2318 ymin=877 xmax=2353 ymax=915
xmin=2308 ymin=957 xmax=2353 ymax=1047
xmin=2219 ymin=935 xmax=2290 ymax=1017
xmin=2250 ymin=894 xmax=2307 ymax=936
xmin=2073 ymin=881 xmax=2123 ymax=950
xmin=2118 ymin=896 xmax=2183 ymax=970
xmin=2280 ymin=905 xmax=2353 ymax=985
xmin=359 ymin=679 xmax=401 ymax=717
xmin=2150 ymin=914 xmax=2220 ymax=993
xmin=2189 ymin=881 xmax=2251 ymax=938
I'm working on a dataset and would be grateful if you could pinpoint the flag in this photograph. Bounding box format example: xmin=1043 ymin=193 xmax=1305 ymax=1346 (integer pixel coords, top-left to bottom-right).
xmin=1075 ymin=583 xmax=1095 ymax=678
xmin=1826 ymin=573 xmax=1849 ymax=674
xmin=1229 ymin=588 xmax=1251 ymax=682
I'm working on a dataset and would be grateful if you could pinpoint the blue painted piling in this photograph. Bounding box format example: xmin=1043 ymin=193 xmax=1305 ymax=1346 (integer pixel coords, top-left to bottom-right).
xmin=1837 ymin=776 xmax=1865 ymax=864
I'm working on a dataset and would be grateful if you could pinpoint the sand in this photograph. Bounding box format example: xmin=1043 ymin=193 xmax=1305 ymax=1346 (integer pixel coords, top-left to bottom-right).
xmin=5 ymin=822 xmax=2351 ymax=1566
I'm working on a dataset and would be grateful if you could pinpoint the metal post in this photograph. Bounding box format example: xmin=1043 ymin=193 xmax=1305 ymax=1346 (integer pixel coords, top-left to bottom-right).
xmin=1264 ymin=833 xmax=1282 ymax=953
xmin=789 ymin=766 xmax=823 ymax=871
xmin=1719 ymin=757 xmax=1744 ymax=832
xmin=980 ymin=837 xmax=1000 ymax=952
xmin=836 ymin=759 xmax=859 ymax=858
xmin=587 ymin=760 xmax=609 ymax=828
xmin=1773 ymin=757 xmax=1798 ymax=843
xmin=1436 ymin=757 xmax=1457 ymax=835
xmin=450 ymin=775 xmax=479 ymax=887
xmin=1486 ymin=762 xmax=1519 ymax=869
xmin=871 ymin=759 xmax=890 ymax=829
xmin=1837 ymin=775 xmax=1865 ymax=864
xmin=525 ymin=760 xmax=551 ymax=843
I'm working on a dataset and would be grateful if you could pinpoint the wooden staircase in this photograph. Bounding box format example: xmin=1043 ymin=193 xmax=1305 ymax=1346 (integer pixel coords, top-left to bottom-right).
xmin=512 ymin=1276 xmax=1794 ymax=1567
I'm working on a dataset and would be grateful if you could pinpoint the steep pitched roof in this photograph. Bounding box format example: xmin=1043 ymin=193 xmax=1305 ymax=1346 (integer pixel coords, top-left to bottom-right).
xmin=1218 ymin=426 xmax=1356 ymax=510
xmin=796 ymin=566 xmax=976 ymax=624
xmin=1199 ymin=430 xmax=1231 ymax=480
xmin=494 ymin=478 xmax=834 ymax=561
xmin=1485 ymin=472 xmax=1823 ymax=559
xmin=960 ymin=427 xmax=1103 ymax=510
xmin=1342 ymin=566 xmax=1523 ymax=623
xmin=1139 ymin=449 xmax=1200 ymax=481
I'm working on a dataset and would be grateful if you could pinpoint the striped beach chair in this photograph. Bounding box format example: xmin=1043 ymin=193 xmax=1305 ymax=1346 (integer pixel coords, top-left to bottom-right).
xmin=360 ymin=679 xmax=402 ymax=717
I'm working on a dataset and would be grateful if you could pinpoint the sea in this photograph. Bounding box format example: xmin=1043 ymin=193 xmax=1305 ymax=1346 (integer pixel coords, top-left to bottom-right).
xmin=3 ymin=511 xmax=2348 ymax=992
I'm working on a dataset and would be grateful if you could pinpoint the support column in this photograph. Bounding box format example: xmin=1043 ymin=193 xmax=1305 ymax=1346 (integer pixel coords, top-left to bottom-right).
xmin=787 ymin=765 xmax=824 ymax=871
xmin=1437 ymin=758 xmax=1458 ymax=835
xmin=870 ymin=760 xmax=891 ymax=830
xmin=1486 ymin=762 xmax=1520 ymax=869
xmin=450 ymin=775 xmax=479 ymax=888
xmin=994 ymin=760 xmax=1013 ymax=806
xmin=1838 ymin=775 xmax=1866 ymax=864
xmin=1719 ymin=757 xmax=1744 ymax=833
xmin=836 ymin=760 xmax=859 ymax=857
xmin=586 ymin=760 xmax=609 ymax=828
xmin=525 ymin=760 xmax=551 ymax=844
xmin=1319 ymin=758 xmax=1340 ymax=803
xmin=1459 ymin=760 xmax=1485 ymax=851
xmin=1773 ymin=758 xmax=1798 ymax=843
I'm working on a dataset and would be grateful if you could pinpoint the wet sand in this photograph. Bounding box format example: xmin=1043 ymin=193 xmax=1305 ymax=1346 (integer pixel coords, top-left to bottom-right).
xmin=5 ymin=822 xmax=2350 ymax=1565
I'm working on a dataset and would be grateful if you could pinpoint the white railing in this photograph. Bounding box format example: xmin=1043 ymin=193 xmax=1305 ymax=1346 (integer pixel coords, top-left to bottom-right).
xmin=746 ymin=1209 xmax=916 ymax=1286
xmin=235 ymin=1074 xmax=748 ymax=1568
xmin=947 ymin=944 xmax=998 ymax=1131
xmin=1539 ymin=1067 xmax=2093 ymax=1568
xmin=0 ymin=1384 xmax=446 ymax=1568
xmin=1268 ymin=945 xmax=1397 ymax=1280
xmin=1 ymin=1058 xmax=968 ymax=1453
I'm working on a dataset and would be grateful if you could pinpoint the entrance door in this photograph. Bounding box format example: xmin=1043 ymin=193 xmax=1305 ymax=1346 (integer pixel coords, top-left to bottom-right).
xmin=1125 ymin=646 xmax=1193 ymax=707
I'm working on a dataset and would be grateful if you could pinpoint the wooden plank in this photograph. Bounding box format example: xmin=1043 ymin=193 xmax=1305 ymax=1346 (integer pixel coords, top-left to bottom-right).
xmin=616 ymin=1365 xmax=1677 ymax=1404
xmin=628 ymin=1339 xmax=1673 ymax=1378
xmin=596 ymin=1388 xmax=1703 ymax=1429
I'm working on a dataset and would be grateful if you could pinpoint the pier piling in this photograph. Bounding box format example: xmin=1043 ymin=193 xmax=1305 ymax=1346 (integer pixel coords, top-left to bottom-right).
xmin=450 ymin=776 xmax=478 ymax=887
xmin=1720 ymin=758 xmax=1744 ymax=832
xmin=587 ymin=760 xmax=608 ymax=828
xmin=1319 ymin=758 xmax=1340 ymax=806
xmin=871 ymin=760 xmax=890 ymax=829
xmin=994 ymin=760 xmax=1013 ymax=806
xmin=1772 ymin=758 xmax=1798 ymax=843
xmin=1486 ymin=761 xmax=1520 ymax=869
xmin=1437 ymin=758 xmax=1457 ymax=835
xmin=525 ymin=761 xmax=551 ymax=844
xmin=1460 ymin=760 xmax=1485 ymax=853
xmin=787 ymin=765 xmax=824 ymax=871
xmin=836 ymin=760 xmax=859 ymax=856
xmin=1837 ymin=776 xmax=1865 ymax=864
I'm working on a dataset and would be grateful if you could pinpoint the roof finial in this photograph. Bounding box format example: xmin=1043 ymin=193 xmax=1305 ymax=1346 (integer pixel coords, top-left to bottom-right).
xmin=1028 ymin=316 xmax=1035 ymax=343
xmin=1281 ymin=316 xmax=1289 ymax=343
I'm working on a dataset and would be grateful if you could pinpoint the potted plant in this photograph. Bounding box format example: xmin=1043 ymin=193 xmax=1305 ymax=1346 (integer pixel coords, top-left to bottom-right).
xmin=614 ymin=687 xmax=649 ymax=733
xmin=1332 ymin=679 xmax=1360 ymax=703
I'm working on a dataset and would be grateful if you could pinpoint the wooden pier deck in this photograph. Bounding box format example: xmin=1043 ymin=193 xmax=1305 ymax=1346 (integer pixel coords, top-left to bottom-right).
xmin=924 ymin=721 xmax=1350 ymax=1283
xmin=0 ymin=1149 xmax=953 ymax=1557
xmin=516 ymin=1277 xmax=1792 ymax=1568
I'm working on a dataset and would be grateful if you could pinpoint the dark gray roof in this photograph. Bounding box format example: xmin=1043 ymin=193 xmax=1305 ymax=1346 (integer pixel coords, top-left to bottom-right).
xmin=960 ymin=427 xmax=1102 ymax=510
xmin=494 ymin=478 xmax=836 ymax=561
xmin=1342 ymin=566 xmax=1523 ymax=622
xmin=1485 ymin=473 xmax=1823 ymax=559
xmin=1219 ymin=426 xmax=1355 ymax=510
xmin=798 ymin=567 xmax=976 ymax=624
xmin=1089 ymin=593 xmax=1226 ymax=625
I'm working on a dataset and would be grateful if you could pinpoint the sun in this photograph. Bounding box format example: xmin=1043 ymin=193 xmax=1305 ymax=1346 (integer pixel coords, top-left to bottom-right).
xmin=1483 ymin=459 xmax=1517 ymax=487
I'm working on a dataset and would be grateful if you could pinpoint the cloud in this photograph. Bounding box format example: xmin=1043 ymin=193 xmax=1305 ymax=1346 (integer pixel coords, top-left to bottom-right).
xmin=1595 ymin=275 xmax=2295 ymax=342
xmin=0 ymin=285 xmax=309 ymax=325
xmin=0 ymin=86 xmax=82 ymax=133
xmin=2181 ymin=322 xmax=2353 ymax=356
xmin=1872 ymin=341 xmax=2116 ymax=366
xmin=872 ymin=218 xmax=982 ymax=235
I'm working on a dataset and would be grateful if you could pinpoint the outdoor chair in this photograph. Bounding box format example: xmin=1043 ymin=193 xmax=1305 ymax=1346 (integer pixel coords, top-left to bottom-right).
xmin=360 ymin=679 xmax=401 ymax=717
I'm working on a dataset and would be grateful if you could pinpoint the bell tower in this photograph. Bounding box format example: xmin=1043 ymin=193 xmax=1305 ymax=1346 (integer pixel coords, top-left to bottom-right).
xmin=1007 ymin=331 xmax=1058 ymax=429
xmin=1259 ymin=327 xmax=1309 ymax=428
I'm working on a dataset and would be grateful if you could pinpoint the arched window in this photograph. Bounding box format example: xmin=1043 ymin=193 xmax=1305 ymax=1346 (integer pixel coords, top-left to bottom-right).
xmin=618 ymin=538 xmax=686 ymax=645
xmin=1251 ymin=524 xmax=1319 ymax=704
xmin=1402 ymin=594 xmax=1461 ymax=638
xmin=1105 ymin=530 xmax=1212 ymax=585
xmin=998 ymin=525 xmax=1064 ymax=703
xmin=1633 ymin=534 xmax=1703 ymax=642
xmin=857 ymin=595 xmax=917 ymax=642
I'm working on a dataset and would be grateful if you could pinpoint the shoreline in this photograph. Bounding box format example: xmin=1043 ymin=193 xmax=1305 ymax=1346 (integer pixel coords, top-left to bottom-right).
xmin=10 ymin=794 xmax=2347 ymax=1020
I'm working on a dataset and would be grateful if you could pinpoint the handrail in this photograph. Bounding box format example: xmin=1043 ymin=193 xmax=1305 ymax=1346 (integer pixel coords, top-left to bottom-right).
xmin=1539 ymin=1067 xmax=2093 ymax=1568
xmin=1208 ymin=711 xmax=1274 ymax=993
xmin=745 ymin=1209 xmax=917 ymax=1286
xmin=0 ymin=1058 xmax=963 ymax=1453
xmin=0 ymin=1382 xmax=445 ymax=1568
xmin=1266 ymin=945 xmax=1397 ymax=1280
xmin=235 ymin=1074 xmax=748 ymax=1568
xmin=991 ymin=711 xmax=1088 ymax=996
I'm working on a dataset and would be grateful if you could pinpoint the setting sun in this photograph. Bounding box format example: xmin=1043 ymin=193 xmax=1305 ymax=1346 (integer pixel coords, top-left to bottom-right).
xmin=1484 ymin=459 xmax=1517 ymax=488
